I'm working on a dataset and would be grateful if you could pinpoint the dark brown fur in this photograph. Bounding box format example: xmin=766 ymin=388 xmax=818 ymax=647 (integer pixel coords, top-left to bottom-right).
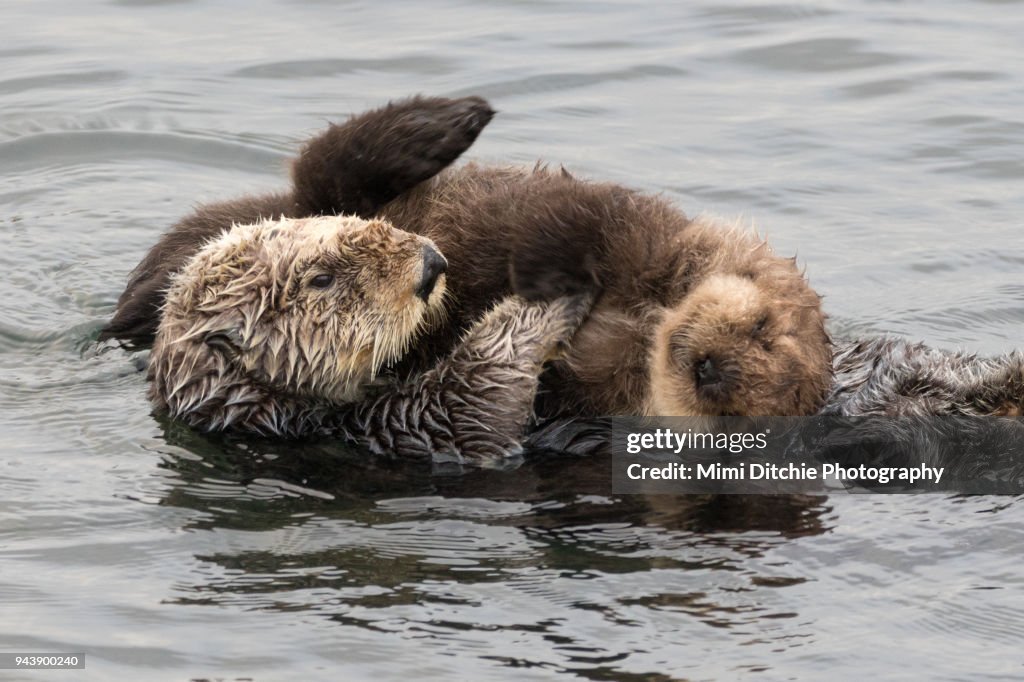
xmin=104 ymin=95 xmax=831 ymax=418
xmin=375 ymin=168 xmax=830 ymax=416
xmin=100 ymin=96 xmax=494 ymax=345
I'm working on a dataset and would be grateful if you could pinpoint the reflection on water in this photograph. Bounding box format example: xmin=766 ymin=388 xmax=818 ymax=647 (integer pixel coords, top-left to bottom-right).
xmin=2 ymin=0 xmax=1024 ymax=679
xmin=157 ymin=429 xmax=832 ymax=679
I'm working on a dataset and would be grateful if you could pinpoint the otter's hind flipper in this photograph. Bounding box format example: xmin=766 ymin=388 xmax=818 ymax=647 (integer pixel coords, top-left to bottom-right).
xmin=292 ymin=95 xmax=495 ymax=217
xmin=342 ymin=294 xmax=591 ymax=466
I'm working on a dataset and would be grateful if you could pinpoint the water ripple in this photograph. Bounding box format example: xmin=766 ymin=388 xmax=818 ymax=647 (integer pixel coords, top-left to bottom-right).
xmin=2 ymin=0 xmax=1024 ymax=679
xmin=0 ymin=129 xmax=286 ymax=173
xmin=732 ymin=37 xmax=906 ymax=73
xmin=0 ymin=69 xmax=127 ymax=96
xmin=232 ymin=55 xmax=457 ymax=79
xmin=450 ymin=65 xmax=687 ymax=98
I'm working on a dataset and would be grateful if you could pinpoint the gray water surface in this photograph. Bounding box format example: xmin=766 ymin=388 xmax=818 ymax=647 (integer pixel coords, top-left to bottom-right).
xmin=2 ymin=1 xmax=1023 ymax=680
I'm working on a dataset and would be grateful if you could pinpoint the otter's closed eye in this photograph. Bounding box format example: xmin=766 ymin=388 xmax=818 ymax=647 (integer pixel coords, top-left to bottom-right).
xmin=309 ymin=273 xmax=334 ymax=289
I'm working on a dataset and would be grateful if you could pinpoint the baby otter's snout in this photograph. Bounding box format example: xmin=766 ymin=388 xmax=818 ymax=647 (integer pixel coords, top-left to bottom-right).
xmin=416 ymin=245 xmax=448 ymax=302
xmin=695 ymin=357 xmax=722 ymax=389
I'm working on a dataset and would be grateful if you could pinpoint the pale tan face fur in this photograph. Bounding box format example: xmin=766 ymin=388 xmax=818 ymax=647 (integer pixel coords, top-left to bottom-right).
xmin=649 ymin=270 xmax=831 ymax=417
xmin=151 ymin=215 xmax=447 ymax=415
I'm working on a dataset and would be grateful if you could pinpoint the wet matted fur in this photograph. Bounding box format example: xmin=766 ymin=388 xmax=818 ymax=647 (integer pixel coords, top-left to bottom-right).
xmin=149 ymin=213 xmax=593 ymax=464
xmin=104 ymin=95 xmax=831 ymax=419
xmin=101 ymin=95 xmax=495 ymax=345
xmin=525 ymin=336 xmax=1024 ymax=456
xmin=825 ymin=336 xmax=1024 ymax=417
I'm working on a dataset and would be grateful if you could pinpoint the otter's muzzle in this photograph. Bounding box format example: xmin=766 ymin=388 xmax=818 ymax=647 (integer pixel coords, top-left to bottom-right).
xmin=695 ymin=357 xmax=722 ymax=389
xmin=416 ymin=245 xmax=448 ymax=302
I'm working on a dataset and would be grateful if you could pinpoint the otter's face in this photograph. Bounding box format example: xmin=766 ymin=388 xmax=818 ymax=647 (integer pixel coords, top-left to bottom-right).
xmin=157 ymin=215 xmax=447 ymax=405
xmin=648 ymin=272 xmax=831 ymax=416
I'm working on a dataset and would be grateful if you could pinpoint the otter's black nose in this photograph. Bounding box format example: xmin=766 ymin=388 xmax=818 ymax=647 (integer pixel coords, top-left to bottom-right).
xmin=416 ymin=245 xmax=448 ymax=302
xmin=695 ymin=357 xmax=722 ymax=388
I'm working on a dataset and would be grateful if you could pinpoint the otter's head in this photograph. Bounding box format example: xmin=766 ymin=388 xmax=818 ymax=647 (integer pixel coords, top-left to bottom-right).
xmin=649 ymin=266 xmax=831 ymax=417
xmin=148 ymin=215 xmax=447 ymax=434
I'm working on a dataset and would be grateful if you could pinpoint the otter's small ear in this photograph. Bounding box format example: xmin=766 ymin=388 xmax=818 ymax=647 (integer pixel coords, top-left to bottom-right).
xmin=203 ymin=329 xmax=243 ymax=357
